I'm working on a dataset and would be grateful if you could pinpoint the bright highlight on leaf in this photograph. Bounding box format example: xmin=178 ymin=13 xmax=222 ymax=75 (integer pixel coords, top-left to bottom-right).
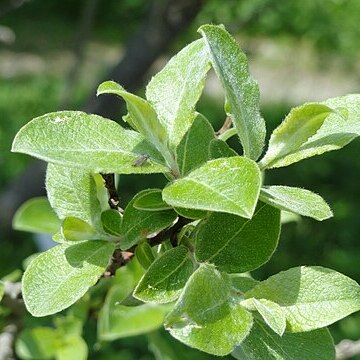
xmin=245 ymin=266 xmax=360 ymax=332
xmin=163 ymin=156 xmax=261 ymax=218
xmin=165 ymin=264 xmax=253 ymax=356
xmin=260 ymin=185 xmax=333 ymax=221
xmin=199 ymin=24 xmax=266 ymax=161
xmin=22 ymin=241 xmax=114 ymax=317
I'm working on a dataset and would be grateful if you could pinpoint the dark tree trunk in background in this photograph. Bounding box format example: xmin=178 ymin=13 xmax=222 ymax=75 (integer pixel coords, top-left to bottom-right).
xmin=0 ymin=0 xmax=205 ymax=237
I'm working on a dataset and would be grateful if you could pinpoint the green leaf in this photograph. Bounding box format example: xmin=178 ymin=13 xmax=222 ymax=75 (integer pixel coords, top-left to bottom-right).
xmin=134 ymin=246 xmax=193 ymax=303
xmin=260 ymin=185 xmax=333 ymax=221
xmin=199 ymin=25 xmax=266 ymax=161
xmin=241 ymin=298 xmax=286 ymax=336
xmin=245 ymin=266 xmax=360 ymax=332
xmin=146 ymin=39 xmax=211 ymax=148
xmin=208 ymin=138 xmax=237 ymax=159
xmin=16 ymin=327 xmax=59 ymax=359
xmin=46 ymin=164 xmax=102 ymax=229
xmin=232 ymin=320 xmax=335 ymax=360
xmin=120 ymin=190 xmax=178 ymax=250
xmin=12 ymin=111 xmax=167 ymax=174
xmin=61 ymin=217 xmax=99 ymax=241
xmin=135 ymin=242 xmax=155 ymax=269
xmin=230 ymin=274 xmax=259 ymax=295
xmin=165 ymin=264 xmax=253 ymax=356
xmin=176 ymin=113 xmax=215 ymax=175
xmin=195 ymin=203 xmax=280 ymax=273
xmin=260 ymin=95 xmax=360 ymax=168
xmin=133 ymin=189 xmax=172 ymax=211
xmin=163 ymin=156 xmax=261 ymax=218
xmin=259 ymin=103 xmax=334 ymax=169
xmin=97 ymin=81 xmax=168 ymax=154
xmin=13 ymin=197 xmax=60 ymax=234
xmin=174 ymin=207 xmax=208 ymax=220
xmin=23 ymin=241 xmax=114 ymax=317
xmin=55 ymin=335 xmax=88 ymax=360
xmin=0 ymin=281 xmax=5 ymax=302
xmin=98 ymin=284 xmax=171 ymax=340
xmin=101 ymin=209 xmax=122 ymax=236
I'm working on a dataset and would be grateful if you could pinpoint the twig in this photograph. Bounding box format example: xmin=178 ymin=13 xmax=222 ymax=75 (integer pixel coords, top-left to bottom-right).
xmin=101 ymin=173 xmax=122 ymax=212
xmin=215 ymin=116 xmax=232 ymax=136
xmin=336 ymin=339 xmax=360 ymax=359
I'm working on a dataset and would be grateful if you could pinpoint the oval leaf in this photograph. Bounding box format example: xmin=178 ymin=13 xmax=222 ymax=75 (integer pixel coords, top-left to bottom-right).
xmin=12 ymin=111 xmax=167 ymax=174
xmin=195 ymin=203 xmax=281 ymax=273
xmin=134 ymin=246 xmax=194 ymax=303
xmin=23 ymin=241 xmax=114 ymax=317
xmin=164 ymin=264 xmax=253 ymax=356
xmin=176 ymin=113 xmax=215 ymax=176
xmin=260 ymin=185 xmax=333 ymax=221
xmin=133 ymin=189 xmax=172 ymax=211
xmin=61 ymin=217 xmax=99 ymax=241
xmin=101 ymin=209 xmax=122 ymax=236
xmin=146 ymin=39 xmax=211 ymax=148
xmin=135 ymin=242 xmax=155 ymax=270
xmin=199 ymin=25 xmax=266 ymax=161
xmin=233 ymin=320 xmax=335 ymax=360
xmin=120 ymin=190 xmax=178 ymax=250
xmin=245 ymin=266 xmax=360 ymax=332
xmin=13 ymin=197 xmax=60 ymax=234
xmin=259 ymin=103 xmax=334 ymax=169
xmin=163 ymin=156 xmax=261 ymax=218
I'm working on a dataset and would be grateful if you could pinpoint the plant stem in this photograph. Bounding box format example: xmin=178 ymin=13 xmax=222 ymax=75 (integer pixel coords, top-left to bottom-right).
xmin=218 ymin=128 xmax=237 ymax=142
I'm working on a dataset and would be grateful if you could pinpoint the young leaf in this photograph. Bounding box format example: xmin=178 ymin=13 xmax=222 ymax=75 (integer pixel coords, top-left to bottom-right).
xmin=245 ymin=266 xmax=360 ymax=332
xmin=241 ymin=298 xmax=286 ymax=336
xmin=12 ymin=197 xmax=61 ymax=234
xmin=12 ymin=111 xmax=167 ymax=174
xmin=208 ymin=138 xmax=237 ymax=159
xmin=135 ymin=242 xmax=155 ymax=269
xmin=176 ymin=113 xmax=215 ymax=175
xmin=174 ymin=207 xmax=208 ymax=220
xmin=134 ymin=246 xmax=194 ymax=303
xmin=133 ymin=189 xmax=172 ymax=211
xmin=55 ymin=335 xmax=88 ymax=360
xmin=259 ymin=103 xmax=334 ymax=169
xmin=101 ymin=209 xmax=122 ymax=236
xmin=98 ymin=284 xmax=171 ymax=340
xmin=23 ymin=241 xmax=114 ymax=317
xmin=199 ymin=25 xmax=266 ymax=161
xmin=46 ymin=164 xmax=102 ymax=229
xmin=61 ymin=217 xmax=99 ymax=241
xmin=16 ymin=327 xmax=59 ymax=360
xmin=260 ymin=94 xmax=360 ymax=168
xmin=146 ymin=39 xmax=211 ymax=148
xmin=232 ymin=320 xmax=335 ymax=360
xmin=195 ymin=203 xmax=281 ymax=273
xmin=97 ymin=81 xmax=168 ymax=155
xmin=260 ymin=186 xmax=333 ymax=221
xmin=165 ymin=264 xmax=253 ymax=356
xmin=120 ymin=190 xmax=178 ymax=250
xmin=163 ymin=157 xmax=261 ymax=218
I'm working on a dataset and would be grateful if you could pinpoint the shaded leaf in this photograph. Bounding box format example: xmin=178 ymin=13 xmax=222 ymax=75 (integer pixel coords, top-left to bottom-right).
xmin=135 ymin=242 xmax=155 ymax=270
xmin=208 ymin=138 xmax=237 ymax=159
xmin=134 ymin=246 xmax=193 ymax=303
xmin=101 ymin=209 xmax=122 ymax=236
xmin=176 ymin=113 xmax=215 ymax=175
xmin=120 ymin=190 xmax=178 ymax=250
xmin=195 ymin=203 xmax=281 ymax=273
xmin=133 ymin=189 xmax=172 ymax=211
xmin=55 ymin=335 xmax=88 ymax=360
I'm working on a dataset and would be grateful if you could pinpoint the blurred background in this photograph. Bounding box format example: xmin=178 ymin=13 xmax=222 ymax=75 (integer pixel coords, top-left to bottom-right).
xmin=1 ymin=0 xmax=360 ymax=358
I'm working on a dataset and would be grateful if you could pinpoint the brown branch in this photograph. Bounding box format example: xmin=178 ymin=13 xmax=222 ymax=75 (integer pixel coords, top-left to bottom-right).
xmin=101 ymin=173 xmax=122 ymax=211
